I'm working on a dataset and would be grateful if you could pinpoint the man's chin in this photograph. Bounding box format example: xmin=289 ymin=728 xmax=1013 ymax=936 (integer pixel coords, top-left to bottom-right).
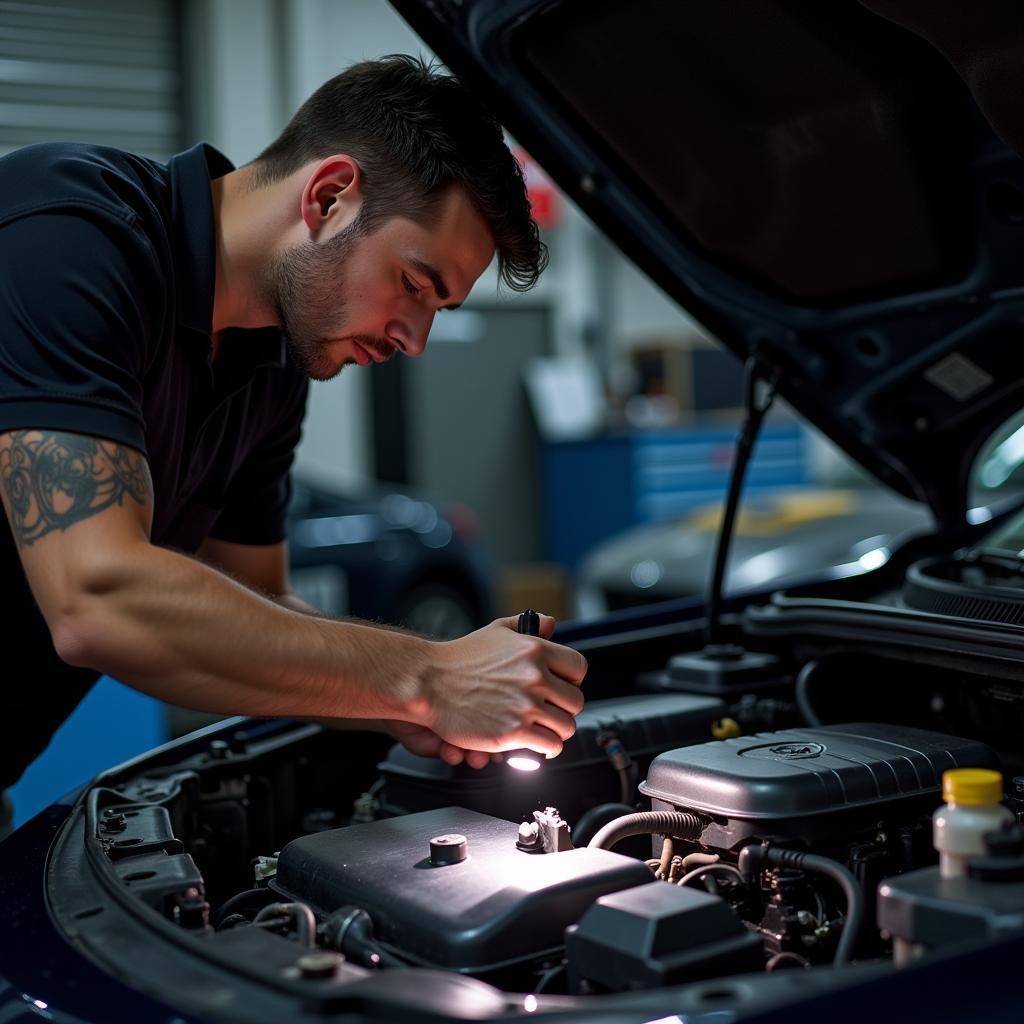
xmin=287 ymin=338 xmax=350 ymax=381
xmin=305 ymin=359 xmax=350 ymax=383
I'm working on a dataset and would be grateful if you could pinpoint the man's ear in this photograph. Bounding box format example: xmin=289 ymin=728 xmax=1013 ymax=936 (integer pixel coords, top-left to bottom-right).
xmin=299 ymin=155 xmax=363 ymax=239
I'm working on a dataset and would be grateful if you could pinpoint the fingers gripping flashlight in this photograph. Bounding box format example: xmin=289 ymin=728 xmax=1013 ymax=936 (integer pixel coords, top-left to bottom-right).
xmin=505 ymin=610 xmax=544 ymax=772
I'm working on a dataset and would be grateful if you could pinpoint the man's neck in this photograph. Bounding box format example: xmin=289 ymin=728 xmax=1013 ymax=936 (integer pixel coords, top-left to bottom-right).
xmin=209 ymin=164 xmax=283 ymax=342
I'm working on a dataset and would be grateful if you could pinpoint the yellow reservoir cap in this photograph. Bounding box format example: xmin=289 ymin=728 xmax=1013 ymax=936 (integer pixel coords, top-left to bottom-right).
xmin=711 ymin=718 xmax=742 ymax=740
xmin=942 ymin=768 xmax=1004 ymax=806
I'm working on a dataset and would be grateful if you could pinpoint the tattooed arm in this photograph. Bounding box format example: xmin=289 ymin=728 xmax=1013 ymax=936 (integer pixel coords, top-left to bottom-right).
xmin=0 ymin=429 xmax=584 ymax=758
xmin=1 ymin=431 xmax=152 ymax=545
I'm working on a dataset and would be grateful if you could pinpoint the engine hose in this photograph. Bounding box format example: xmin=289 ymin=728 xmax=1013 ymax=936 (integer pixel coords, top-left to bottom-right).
xmin=573 ymin=803 xmax=638 ymax=848
xmin=794 ymin=660 xmax=824 ymax=728
xmin=320 ymin=905 xmax=404 ymax=969
xmin=617 ymin=766 xmax=636 ymax=806
xmin=677 ymin=862 xmax=746 ymax=889
xmin=217 ymin=913 xmax=251 ymax=931
xmin=253 ymin=901 xmax=318 ymax=948
xmin=212 ymin=887 xmax=274 ymax=928
xmin=657 ymin=836 xmax=675 ymax=879
xmin=738 ymin=845 xmax=863 ymax=966
xmin=588 ymin=810 xmax=705 ymax=851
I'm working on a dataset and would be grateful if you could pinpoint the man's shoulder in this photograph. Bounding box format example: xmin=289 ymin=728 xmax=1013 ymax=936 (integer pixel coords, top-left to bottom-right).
xmin=0 ymin=142 xmax=169 ymax=231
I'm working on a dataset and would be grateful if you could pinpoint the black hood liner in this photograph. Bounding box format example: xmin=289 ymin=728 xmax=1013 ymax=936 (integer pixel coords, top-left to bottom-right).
xmin=522 ymin=0 xmax=970 ymax=304
xmin=394 ymin=0 xmax=1024 ymax=528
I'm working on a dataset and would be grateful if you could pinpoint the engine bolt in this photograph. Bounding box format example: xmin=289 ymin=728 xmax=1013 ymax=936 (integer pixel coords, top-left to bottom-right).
xmin=516 ymin=821 xmax=541 ymax=852
xmin=209 ymin=740 xmax=230 ymax=760
xmin=430 ymin=833 xmax=468 ymax=865
xmin=295 ymin=952 xmax=340 ymax=980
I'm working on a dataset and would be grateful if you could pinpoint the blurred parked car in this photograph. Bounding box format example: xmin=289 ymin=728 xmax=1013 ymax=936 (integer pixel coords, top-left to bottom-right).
xmin=287 ymin=477 xmax=495 ymax=639
xmin=575 ymin=486 xmax=932 ymax=615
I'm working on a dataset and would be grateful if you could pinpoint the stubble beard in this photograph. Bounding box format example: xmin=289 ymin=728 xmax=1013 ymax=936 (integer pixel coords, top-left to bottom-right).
xmin=263 ymin=222 xmax=359 ymax=382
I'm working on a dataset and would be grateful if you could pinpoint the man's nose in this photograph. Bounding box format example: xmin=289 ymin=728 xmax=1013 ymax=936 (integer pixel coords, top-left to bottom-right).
xmin=388 ymin=309 xmax=434 ymax=358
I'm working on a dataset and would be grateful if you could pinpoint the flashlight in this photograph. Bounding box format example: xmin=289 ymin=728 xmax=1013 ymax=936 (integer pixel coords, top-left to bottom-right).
xmin=506 ymin=610 xmax=544 ymax=771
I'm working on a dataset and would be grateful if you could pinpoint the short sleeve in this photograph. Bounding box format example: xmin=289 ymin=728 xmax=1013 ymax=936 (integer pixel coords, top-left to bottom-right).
xmin=0 ymin=208 xmax=160 ymax=454
xmin=207 ymin=374 xmax=309 ymax=546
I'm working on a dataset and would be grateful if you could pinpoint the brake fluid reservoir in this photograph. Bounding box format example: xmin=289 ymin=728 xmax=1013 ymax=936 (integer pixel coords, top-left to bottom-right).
xmin=932 ymin=768 xmax=1013 ymax=879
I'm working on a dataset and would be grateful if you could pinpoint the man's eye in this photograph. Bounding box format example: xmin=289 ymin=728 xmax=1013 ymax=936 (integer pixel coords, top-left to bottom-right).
xmin=401 ymin=273 xmax=421 ymax=296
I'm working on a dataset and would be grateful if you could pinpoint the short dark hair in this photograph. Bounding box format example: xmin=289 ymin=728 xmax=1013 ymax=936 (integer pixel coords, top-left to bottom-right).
xmin=251 ymin=54 xmax=547 ymax=292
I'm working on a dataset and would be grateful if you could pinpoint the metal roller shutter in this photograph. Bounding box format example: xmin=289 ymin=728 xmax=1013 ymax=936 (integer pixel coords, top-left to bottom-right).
xmin=0 ymin=0 xmax=182 ymax=160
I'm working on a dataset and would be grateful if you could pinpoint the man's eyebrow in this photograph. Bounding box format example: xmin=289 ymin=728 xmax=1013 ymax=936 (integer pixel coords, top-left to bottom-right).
xmin=408 ymin=257 xmax=461 ymax=310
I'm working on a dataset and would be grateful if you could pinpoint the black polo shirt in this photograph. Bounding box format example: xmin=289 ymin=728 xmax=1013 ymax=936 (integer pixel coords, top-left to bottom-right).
xmin=0 ymin=142 xmax=309 ymax=790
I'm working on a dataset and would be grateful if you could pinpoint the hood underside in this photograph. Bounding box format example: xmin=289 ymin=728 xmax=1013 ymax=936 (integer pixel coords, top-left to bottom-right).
xmin=392 ymin=0 xmax=1024 ymax=527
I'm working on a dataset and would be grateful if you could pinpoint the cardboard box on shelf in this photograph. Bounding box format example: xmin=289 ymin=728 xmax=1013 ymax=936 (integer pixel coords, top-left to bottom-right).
xmin=630 ymin=334 xmax=743 ymax=418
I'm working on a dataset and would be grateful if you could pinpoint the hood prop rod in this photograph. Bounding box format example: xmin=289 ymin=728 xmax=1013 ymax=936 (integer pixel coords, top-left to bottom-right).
xmin=704 ymin=359 xmax=779 ymax=648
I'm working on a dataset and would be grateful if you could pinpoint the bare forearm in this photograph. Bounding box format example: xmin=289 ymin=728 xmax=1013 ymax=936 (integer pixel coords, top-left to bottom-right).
xmin=272 ymin=591 xmax=422 ymax=637
xmin=57 ymin=542 xmax=434 ymax=722
xmin=1 ymin=428 xmax=586 ymax=759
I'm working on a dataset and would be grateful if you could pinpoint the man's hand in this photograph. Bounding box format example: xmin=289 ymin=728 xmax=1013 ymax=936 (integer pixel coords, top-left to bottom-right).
xmin=386 ymin=721 xmax=503 ymax=769
xmin=421 ymin=614 xmax=587 ymax=759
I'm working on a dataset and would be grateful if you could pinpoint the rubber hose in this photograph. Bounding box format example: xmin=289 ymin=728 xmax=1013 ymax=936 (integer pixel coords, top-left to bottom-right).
xmin=212 ymin=887 xmax=274 ymax=928
xmin=216 ymin=913 xmax=250 ymax=931
xmin=573 ymin=803 xmax=638 ymax=848
xmin=677 ymin=862 xmax=747 ymax=889
xmin=739 ymin=846 xmax=863 ymax=966
xmin=254 ymin=901 xmax=318 ymax=947
xmin=657 ymin=836 xmax=675 ymax=879
xmin=321 ymin=905 xmax=404 ymax=969
xmin=618 ymin=765 xmax=636 ymax=806
xmin=794 ymin=660 xmax=824 ymax=728
xmin=588 ymin=810 xmax=704 ymax=851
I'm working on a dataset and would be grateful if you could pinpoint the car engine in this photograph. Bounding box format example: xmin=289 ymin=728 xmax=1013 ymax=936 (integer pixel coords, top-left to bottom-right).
xmin=50 ymin=655 xmax=1024 ymax=1022
xmin=254 ymin=719 xmax=1000 ymax=986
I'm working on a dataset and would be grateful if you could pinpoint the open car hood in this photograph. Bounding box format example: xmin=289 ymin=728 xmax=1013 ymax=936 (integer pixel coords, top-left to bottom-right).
xmin=392 ymin=0 xmax=1024 ymax=529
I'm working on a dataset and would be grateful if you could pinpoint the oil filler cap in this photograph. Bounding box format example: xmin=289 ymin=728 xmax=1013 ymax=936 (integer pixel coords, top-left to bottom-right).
xmin=429 ymin=833 xmax=468 ymax=866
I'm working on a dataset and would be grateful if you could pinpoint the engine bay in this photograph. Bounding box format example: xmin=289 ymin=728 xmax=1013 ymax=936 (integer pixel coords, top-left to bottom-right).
xmin=45 ymin=572 xmax=1024 ymax=1021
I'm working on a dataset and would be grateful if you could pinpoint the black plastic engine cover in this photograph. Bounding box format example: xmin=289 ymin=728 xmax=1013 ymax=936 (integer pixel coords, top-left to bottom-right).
xmin=640 ymin=723 xmax=1000 ymax=849
xmin=566 ymin=881 xmax=764 ymax=991
xmin=271 ymin=807 xmax=654 ymax=973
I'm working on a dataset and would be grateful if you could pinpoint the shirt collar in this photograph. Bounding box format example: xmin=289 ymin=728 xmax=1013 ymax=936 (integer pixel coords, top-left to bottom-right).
xmin=168 ymin=142 xmax=230 ymax=335
xmin=167 ymin=142 xmax=287 ymax=372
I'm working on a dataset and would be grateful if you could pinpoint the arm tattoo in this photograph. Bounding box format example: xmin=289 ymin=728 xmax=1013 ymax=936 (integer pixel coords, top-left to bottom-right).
xmin=0 ymin=431 xmax=150 ymax=547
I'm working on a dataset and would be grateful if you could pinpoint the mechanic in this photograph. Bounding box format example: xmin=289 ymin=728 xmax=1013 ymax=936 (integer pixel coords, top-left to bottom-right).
xmin=0 ymin=55 xmax=587 ymax=825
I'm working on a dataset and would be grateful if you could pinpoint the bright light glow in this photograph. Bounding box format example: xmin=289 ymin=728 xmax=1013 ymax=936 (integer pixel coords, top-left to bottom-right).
xmin=857 ymin=546 xmax=890 ymax=572
xmin=507 ymin=756 xmax=542 ymax=772
xmin=967 ymin=505 xmax=994 ymax=526
xmin=642 ymin=1016 xmax=687 ymax=1024
xmin=524 ymin=994 xmax=538 ymax=1013
xmin=32 ymin=1001 xmax=48 ymax=1010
